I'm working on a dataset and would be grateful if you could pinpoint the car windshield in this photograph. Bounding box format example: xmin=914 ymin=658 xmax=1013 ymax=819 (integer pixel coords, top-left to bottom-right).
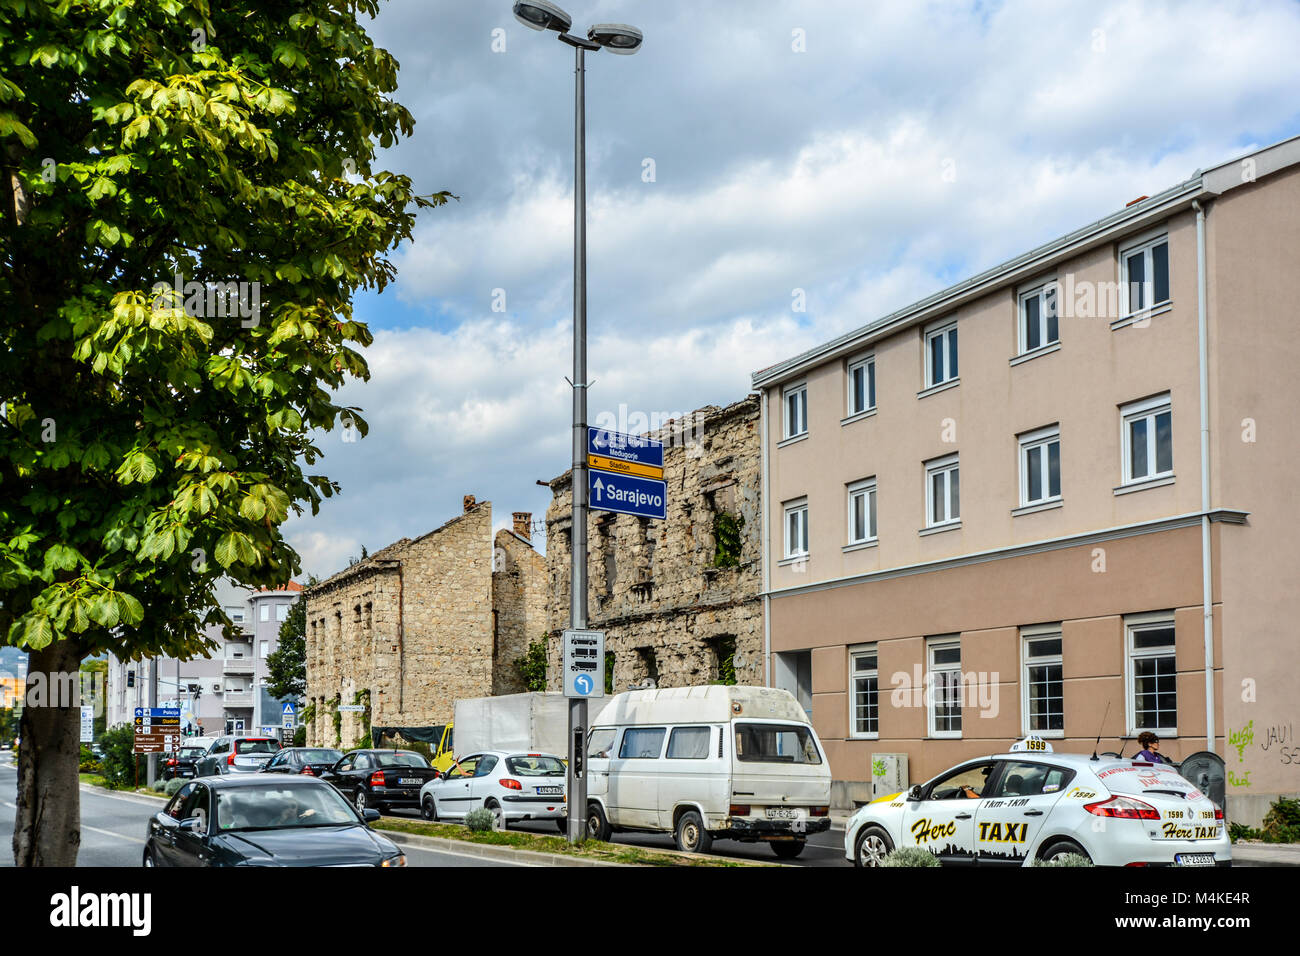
xmin=505 ymin=755 xmax=566 ymax=777
xmin=179 ymin=748 xmax=206 ymax=758
xmin=374 ymin=752 xmax=428 ymax=768
xmin=235 ymin=739 xmax=281 ymax=755
xmin=300 ymin=749 xmax=342 ymax=763
xmin=214 ymin=785 xmax=358 ymax=830
xmin=1096 ymin=762 xmax=1198 ymax=797
xmin=734 ymin=723 xmax=822 ymax=765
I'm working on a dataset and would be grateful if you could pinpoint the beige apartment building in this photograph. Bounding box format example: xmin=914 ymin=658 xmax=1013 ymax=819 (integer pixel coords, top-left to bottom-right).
xmin=753 ymin=136 xmax=1300 ymax=823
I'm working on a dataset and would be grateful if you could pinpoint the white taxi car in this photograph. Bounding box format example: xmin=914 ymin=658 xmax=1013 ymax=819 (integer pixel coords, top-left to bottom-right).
xmin=419 ymin=751 xmax=567 ymax=829
xmin=845 ymin=738 xmax=1230 ymax=868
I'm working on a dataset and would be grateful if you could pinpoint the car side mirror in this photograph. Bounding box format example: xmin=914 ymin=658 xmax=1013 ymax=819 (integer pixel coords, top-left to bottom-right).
xmin=363 ymin=809 xmax=381 ymax=823
xmin=908 ymin=785 xmax=923 ymax=801
xmin=178 ymin=817 xmax=202 ymax=832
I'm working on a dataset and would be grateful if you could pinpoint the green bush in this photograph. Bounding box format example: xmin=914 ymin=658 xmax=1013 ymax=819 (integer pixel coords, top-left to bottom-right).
xmin=164 ymin=778 xmax=187 ymax=796
xmin=1033 ymin=853 xmax=1094 ymax=867
xmin=292 ymin=726 xmax=306 ymax=747
xmin=149 ymin=778 xmax=168 ymax=792
xmin=465 ymin=808 xmax=496 ymax=832
xmin=1229 ymin=821 xmax=1262 ymax=842
xmin=879 ymin=847 xmax=940 ymax=867
xmin=99 ymin=723 xmax=144 ymax=789
xmin=1262 ymin=797 xmax=1300 ymax=843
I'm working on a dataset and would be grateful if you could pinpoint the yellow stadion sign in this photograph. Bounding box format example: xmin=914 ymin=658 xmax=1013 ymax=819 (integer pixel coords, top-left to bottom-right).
xmin=587 ymin=453 xmax=664 ymax=480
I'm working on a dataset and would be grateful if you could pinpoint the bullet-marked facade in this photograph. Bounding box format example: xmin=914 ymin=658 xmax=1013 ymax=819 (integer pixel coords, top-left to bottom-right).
xmin=754 ymin=137 xmax=1300 ymax=822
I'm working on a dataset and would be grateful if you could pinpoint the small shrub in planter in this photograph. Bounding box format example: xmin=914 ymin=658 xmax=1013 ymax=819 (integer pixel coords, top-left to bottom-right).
xmin=1262 ymin=797 xmax=1300 ymax=843
xmin=879 ymin=847 xmax=941 ymax=867
xmin=465 ymin=808 xmax=496 ymax=832
xmin=1033 ymin=853 xmax=1094 ymax=867
xmin=164 ymin=778 xmax=187 ymax=796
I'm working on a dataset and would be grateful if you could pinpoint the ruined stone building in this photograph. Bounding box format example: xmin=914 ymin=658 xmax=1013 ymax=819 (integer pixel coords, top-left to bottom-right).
xmin=304 ymin=497 xmax=546 ymax=748
xmin=545 ymin=397 xmax=762 ymax=692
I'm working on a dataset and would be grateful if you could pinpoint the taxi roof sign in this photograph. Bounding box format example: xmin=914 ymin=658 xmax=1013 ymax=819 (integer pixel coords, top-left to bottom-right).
xmin=1010 ymin=735 xmax=1053 ymax=753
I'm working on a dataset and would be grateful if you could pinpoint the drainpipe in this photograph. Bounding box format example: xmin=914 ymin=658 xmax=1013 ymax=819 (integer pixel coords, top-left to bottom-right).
xmin=759 ymin=389 xmax=771 ymax=686
xmin=1193 ymin=198 xmax=1215 ymax=754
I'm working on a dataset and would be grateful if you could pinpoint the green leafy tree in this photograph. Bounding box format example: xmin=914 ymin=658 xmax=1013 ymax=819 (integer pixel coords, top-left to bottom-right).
xmin=0 ymin=0 xmax=449 ymax=865
xmin=514 ymin=636 xmax=549 ymax=692
xmin=265 ymin=575 xmax=314 ymax=700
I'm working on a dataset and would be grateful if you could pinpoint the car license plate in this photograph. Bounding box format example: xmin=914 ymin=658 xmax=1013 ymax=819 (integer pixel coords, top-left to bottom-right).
xmin=765 ymin=807 xmax=803 ymax=820
xmin=1175 ymin=853 xmax=1216 ymax=867
xmin=536 ymin=786 xmax=563 ymax=795
xmin=398 ymin=778 xmax=421 ymax=786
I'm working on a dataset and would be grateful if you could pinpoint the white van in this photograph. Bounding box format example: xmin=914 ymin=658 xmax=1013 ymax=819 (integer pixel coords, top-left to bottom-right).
xmin=584 ymin=685 xmax=832 ymax=859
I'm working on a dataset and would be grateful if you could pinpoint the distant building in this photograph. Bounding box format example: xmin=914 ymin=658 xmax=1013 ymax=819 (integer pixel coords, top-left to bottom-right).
xmin=105 ymin=580 xmax=304 ymax=737
xmin=545 ymin=397 xmax=763 ymax=694
xmin=303 ymin=497 xmax=546 ymax=748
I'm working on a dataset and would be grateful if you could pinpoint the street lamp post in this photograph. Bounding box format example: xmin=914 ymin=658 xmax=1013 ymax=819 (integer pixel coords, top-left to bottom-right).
xmin=513 ymin=2 xmax=643 ymax=843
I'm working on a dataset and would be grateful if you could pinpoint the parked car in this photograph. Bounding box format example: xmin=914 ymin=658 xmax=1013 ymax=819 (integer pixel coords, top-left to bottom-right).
xmin=844 ymin=737 xmax=1231 ymax=867
xmin=319 ymin=749 xmax=441 ymax=815
xmin=261 ymin=747 xmax=344 ymax=777
xmin=194 ymin=736 xmax=282 ymax=776
xmin=584 ymin=685 xmax=832 ymax=858
xmin=419 ymin=751 xmax=567 ymax=829
xmin=143 ymin=775 xmax=405 ymax=867
xmin=163 ymin=745 xmax=208 ymax=781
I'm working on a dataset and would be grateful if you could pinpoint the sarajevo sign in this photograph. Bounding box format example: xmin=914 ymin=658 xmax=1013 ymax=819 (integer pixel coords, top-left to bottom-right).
xmin=587 ymin=426 xmax=666 ymax=521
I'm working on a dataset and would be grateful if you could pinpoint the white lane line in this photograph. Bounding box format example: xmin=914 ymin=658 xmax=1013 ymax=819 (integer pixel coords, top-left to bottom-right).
xmin=81 ymin=824 xmax=146 ymax=846
xmin=400 ymin=844 xmax=535 ymax=867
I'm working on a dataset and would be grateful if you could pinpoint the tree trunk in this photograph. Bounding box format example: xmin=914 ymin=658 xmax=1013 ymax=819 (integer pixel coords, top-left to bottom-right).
xmin=12 ymin=639 xmax=84 ymax=867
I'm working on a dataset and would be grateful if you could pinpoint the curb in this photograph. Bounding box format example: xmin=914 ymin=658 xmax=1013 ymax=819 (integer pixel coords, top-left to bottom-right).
xmin=378 ymin=829 xmax=625 ymax=867
xmin=80 ymin=783 xmax=169 ymax=806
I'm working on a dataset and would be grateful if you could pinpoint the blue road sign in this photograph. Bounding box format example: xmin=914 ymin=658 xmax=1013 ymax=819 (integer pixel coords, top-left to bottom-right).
xmin=588 ymin=426 xmax=664 ymax=469
xmin=589 ymin=469 xmax=667 ymax=520
xmin=135 ymin=707 xmax=181 ymax=719
xmin=572 ymin=673 xmax=595 ymax=697
xmin=282 ymin=702 xmax=296 ymax=717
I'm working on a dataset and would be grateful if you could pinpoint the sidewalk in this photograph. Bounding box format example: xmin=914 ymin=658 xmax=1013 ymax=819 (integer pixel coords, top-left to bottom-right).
xmin=1229 ymin=841 xmax=1300 ymax=867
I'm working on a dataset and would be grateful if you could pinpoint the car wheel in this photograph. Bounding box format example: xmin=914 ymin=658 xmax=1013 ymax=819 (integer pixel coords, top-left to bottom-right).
xmin=854 ymin=825 xmax=894 ymax=867
xmin=772 ymin=840 xmax=806 ymax=860
xmin=355 ymin=789 xmax=368 ymax=815
xmin=586 ymin=802 xmax=612 ymax=842
xmin=485 ymin=799 xmax=505 ymax=831
xmin=421 ymin=795 xmax=439 ymax=822
xmin=1038 ymin=839 xmax=1090 ymax=864
xmin=674 ymin=810 xmax=713 ymax=854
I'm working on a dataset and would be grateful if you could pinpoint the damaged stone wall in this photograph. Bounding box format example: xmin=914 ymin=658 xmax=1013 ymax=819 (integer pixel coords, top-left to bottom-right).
xmin=304 ymin=499 xmax=546 ymax=748
xmin=545 ymin=396 xmax=763 ymax=692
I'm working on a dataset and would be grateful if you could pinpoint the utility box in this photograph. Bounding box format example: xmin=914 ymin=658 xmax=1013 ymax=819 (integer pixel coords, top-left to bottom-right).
xmin=871 ymin=753 xmax=909 ymax=799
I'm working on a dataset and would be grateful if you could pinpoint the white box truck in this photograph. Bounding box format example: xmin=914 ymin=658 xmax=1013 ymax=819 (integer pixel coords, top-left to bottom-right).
xmin=452 ymin=692 xmax=570 ymax=756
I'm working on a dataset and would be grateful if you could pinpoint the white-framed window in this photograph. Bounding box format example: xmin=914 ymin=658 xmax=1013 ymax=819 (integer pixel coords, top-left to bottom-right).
xmin=847 ymin=354 xmax=876 ymax=416
xmin=1021 ymin=627 xmax=1064 ymax=737
xmin=1019 ymin=425 xmax=1061 ymax=506
xmin=259 ymin=603 xmax=269 ymax=622
xmin=927 ymin=637 xmax=962 ymax=738
xmin=783 ymin=498 xmax=809 ymax=559
xmin=925 ymin=455 xmax=960 ymax=527
xmin=925 ymin=319 xmax=959 ymax=387
xmin=1125 ymin=615 xmax=1176 ymax=735
xmin=1121 ymin=394 xmax=1172 ymax=484
xmin=847 ymin=478 xmax=877 ymax=545
xmin=850 ymin=645 xmax=879 ymax=738
xmin=275 ymin=603 xmax=289 ymax=622
xmin=1018 ymin=280 xmax=1059 ymax=354
xmin=259 ymin=640 xmax=269 ymax=658
xmin=1120 ymin=231 xmax=1170 ymax=317
xmin=783 ymin=383 xmax=808 ymax=439
xmin=225 ymin=606 xmax=245 ymax=624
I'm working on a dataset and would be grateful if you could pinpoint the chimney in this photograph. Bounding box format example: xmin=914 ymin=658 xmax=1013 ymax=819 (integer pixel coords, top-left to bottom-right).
xmin=513 ymin=512 xmax=532 ymax=541
xmin=463 ymin=494 xmax=476 ymax=512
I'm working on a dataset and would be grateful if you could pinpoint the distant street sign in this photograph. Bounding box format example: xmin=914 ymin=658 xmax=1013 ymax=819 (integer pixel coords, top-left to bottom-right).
xmin=281 ymin=702 xmax=296 ymax=717
xmin=563 ymin=629 xmax=605 ymax=700
xmin=589 ymin=470 xmax=667 ymax=520
xmin=587 ymin=452 xmax=663 ymax=480
xmin=80 ymin=706 xmax=94 ymax=744
xmin=337 ymin=704 xmax=365 ymax=712
xmin=587 ymin=426 xmax=663 ymax=469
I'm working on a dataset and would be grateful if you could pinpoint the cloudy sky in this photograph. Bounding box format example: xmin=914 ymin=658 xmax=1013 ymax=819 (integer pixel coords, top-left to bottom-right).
xmin=285 ymin=0 xmax=1300 ymax=579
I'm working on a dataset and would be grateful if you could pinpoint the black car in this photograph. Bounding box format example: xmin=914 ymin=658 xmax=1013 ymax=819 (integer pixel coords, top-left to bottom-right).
xmin=163 ymin=745 xmax=208 ymax=781
xmin=143 ymin=775 xmax=406 ymax=867
xmin=319 ymin=749 xmax=440 ymax=815
xmin=261 ymin=747 xmax=344 ymax=777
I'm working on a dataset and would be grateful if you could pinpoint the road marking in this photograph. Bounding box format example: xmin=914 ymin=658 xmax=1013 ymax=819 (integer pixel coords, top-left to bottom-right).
xmin=400 ymin=844 xmax=535 ymax=867
xmin=82 ymin=824 xmax=145 ymax=845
